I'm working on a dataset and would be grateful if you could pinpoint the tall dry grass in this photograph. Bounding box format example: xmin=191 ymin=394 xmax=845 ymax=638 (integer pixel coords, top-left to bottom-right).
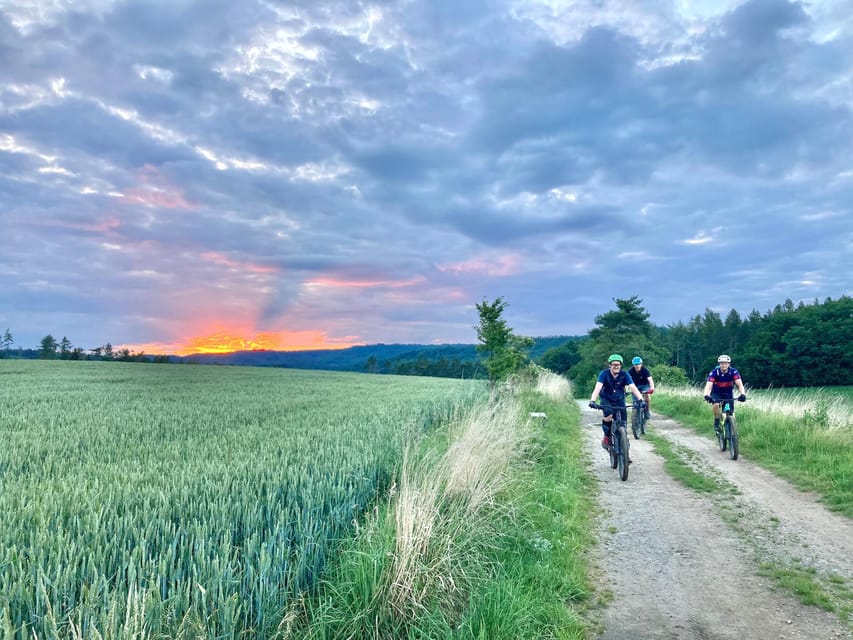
xmin=661 ymin=384 xmax=851 ymax=430
xmin=383 ymin=393 xmax=533 ymax=619
xmin=534 ymin=370 xmax=573 ymax=403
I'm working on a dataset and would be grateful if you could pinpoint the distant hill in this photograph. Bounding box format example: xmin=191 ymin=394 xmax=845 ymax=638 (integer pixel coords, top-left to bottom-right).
xmin=171 ymin=336 xmax=581 ymax=373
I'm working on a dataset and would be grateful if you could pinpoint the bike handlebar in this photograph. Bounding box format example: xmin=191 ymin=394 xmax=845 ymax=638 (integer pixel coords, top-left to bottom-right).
xmin=705 ymin=395 xmax=747 ymax=404
xmin=590 ymin=400 xmax=646 ymax=412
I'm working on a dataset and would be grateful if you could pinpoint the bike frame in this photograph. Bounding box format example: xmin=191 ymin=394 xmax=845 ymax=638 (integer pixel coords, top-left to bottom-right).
xmin=592 ymin=402 xmax=630 ymax=481
xmin=710 ymin=395 xmax=743 ymax=460
xmin=630 ymin=399 xmax=646 ymax=439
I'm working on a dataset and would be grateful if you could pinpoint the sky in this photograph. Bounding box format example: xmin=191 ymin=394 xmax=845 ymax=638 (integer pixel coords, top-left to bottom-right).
xmin=1 ymin=0 xmax=851 ymax=355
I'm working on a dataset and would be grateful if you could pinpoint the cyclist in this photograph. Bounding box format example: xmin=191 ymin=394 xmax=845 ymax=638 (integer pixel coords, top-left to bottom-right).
xmin=629 ymin=356 xmax=655 ymax=418
xmin=589 ymin=354 xmax=647 ymax=450
xmin=702 ymin=354 xmax=747 ymax=436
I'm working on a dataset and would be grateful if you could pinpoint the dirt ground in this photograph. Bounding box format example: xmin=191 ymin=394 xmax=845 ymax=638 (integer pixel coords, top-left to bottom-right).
xmin=578 ymin=401 xmax=852 ymax=640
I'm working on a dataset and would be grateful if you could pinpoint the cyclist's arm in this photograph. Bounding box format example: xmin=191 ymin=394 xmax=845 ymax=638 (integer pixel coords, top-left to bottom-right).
xmin=702 ymin=380 xmax=713 ymax=396
xmin=647 ymin=374 xmax=655 ymax=392
xmin=589 ymin=381 xmax=604 ymax=404
xmin=735 ymin=379 xmax=746 ymax=396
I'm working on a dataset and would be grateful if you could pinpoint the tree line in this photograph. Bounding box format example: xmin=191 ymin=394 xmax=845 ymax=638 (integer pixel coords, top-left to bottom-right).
xmin=534 ymin=294 xmax=853 ymax=389
xmin=0 ymin=331 xmax=169 ymax=363
xmin=364 ymin=354 xmax=485 ymax=378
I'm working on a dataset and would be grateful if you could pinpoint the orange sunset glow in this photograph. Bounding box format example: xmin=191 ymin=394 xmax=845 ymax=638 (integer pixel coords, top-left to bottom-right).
xmin=116 ymin=330 xmax=362 ymax=356
xmin=177 ymin=330 xmax=361 ymax=355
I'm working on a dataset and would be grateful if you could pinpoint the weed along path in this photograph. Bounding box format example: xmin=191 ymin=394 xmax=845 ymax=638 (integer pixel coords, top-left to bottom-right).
xmin=577 ymin=401 xmax=852 ymax=640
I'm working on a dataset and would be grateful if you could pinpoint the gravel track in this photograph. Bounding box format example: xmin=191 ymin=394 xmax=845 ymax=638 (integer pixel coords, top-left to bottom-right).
xmin=579 ymin=401 xmax=852 ymax=640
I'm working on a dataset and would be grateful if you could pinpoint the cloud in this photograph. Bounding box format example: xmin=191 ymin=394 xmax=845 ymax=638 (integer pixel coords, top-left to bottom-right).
xmin=1 ymin=0 xmax=851 ymax=353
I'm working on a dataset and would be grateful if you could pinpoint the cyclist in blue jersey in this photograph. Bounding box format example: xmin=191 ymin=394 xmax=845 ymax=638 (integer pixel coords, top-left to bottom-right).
xmin=629 ymin=356 xmax=655 ymax=418
xmin=702 ymin=354 xmax=747 ymax=436
xmin=589 ymin=354 xmax=647 ymax=449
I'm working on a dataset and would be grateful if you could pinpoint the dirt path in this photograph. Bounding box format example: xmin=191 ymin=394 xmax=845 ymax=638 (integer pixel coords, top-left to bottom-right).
xmin=579 ymin=402 xmax=852 ymax=640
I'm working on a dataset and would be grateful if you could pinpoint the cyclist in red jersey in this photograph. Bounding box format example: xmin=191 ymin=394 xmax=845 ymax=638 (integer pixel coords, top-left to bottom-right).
xmin=702 ymin=354 xmax=747 ymax=436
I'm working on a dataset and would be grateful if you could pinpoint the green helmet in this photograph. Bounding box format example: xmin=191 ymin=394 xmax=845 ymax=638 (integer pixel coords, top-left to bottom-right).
xmin=607 ymin=354 xmax=623 ymax=364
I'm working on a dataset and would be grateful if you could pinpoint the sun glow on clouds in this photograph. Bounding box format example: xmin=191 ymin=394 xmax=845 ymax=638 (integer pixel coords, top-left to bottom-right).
xmin=175 ymin=329 xmax=359 ymax=355
xmin=120 ymin=328 xmax=361 ymax=356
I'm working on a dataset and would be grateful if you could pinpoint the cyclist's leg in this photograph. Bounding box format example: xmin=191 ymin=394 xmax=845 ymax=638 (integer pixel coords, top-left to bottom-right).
xmin=712 ymin=401 xmax=722 ymax=433
xmin=601 ymin=409 xmax=614 ymax=449
xmin=640 ymin=386 xmax=651 ymax=417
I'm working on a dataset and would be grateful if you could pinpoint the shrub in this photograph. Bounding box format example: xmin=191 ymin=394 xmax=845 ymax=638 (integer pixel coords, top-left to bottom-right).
xmin=650 ymin=364 xmax=689 ymax=388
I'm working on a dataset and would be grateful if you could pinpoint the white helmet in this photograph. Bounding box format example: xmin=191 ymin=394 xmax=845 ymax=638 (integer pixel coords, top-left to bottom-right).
xmin=717 ymin=354 xmax=731 ymax=363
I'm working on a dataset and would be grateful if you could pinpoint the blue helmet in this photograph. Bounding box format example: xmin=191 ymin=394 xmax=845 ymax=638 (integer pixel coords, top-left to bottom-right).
xmin=631 ymin=356 xmax=643 ymax=365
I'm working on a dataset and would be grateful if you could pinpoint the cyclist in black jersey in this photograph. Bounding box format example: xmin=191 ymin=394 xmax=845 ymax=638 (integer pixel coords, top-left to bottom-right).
xmin=589 ymin=354 xmax=647 ymax=450
xmin=629 ymin=356 xmax=655 ymax=418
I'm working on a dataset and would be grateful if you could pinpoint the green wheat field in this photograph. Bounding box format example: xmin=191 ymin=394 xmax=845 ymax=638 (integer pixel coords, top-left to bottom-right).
xmin=0 ymin=360 xmax=485 ymax=639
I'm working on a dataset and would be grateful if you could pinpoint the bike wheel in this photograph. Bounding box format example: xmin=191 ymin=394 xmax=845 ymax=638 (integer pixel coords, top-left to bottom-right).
xmin=728 ymin=416 xmax=739 ymax=460
xmin=632 ymin=410 xmax=640 ymax=440
xmin=616 ymin=427 xmax=630 ymax=481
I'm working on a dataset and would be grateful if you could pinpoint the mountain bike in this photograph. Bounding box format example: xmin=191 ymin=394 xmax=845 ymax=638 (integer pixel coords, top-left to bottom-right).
xmin=707 ymin=395 xmax=746 ymax=460
xmin=631 ymin=399 xmax=647 ymax=439
xmin=591 ymin=402 xmax=632 ymax=481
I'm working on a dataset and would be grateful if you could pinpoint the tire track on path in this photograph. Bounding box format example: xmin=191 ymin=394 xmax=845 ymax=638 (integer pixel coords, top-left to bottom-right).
xmin=579 ymin=401 xmax=851 ymax=640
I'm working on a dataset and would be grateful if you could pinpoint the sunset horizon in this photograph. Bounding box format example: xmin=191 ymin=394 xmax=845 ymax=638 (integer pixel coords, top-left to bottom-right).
xmin=114 ymin=330 xmax=366 ymax=357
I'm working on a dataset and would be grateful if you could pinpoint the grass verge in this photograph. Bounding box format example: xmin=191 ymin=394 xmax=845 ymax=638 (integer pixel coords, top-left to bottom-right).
xmin=652 ymin=388 xmax=853 ymax=518
xmin=643 ymin=432 xmax=725 ymax=494
xmin=285 ymin=372 xmax=597 ymax=639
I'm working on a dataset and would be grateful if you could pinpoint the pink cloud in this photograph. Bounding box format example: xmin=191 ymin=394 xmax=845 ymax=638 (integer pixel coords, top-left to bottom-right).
xmin=438 ymin=254 xmax=522 ymax=277
xmin=306 ymin=275 xmax=426 ymax=289
xmin=119 ymin=165 xmax=195 ymax=210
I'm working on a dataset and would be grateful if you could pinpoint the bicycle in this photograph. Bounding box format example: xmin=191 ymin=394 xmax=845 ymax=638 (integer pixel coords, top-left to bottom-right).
xmin=630 ymin=398 xmax=647 ymax=439
xmin=706 ymin=395 xmax=746 ymax=460
xmin=590 ymin=402 xmax=635 ymax=481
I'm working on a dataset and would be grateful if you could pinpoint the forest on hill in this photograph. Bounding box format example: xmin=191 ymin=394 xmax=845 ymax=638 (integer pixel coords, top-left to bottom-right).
xmin=544 ymin=295 xmax=852 ymax=389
